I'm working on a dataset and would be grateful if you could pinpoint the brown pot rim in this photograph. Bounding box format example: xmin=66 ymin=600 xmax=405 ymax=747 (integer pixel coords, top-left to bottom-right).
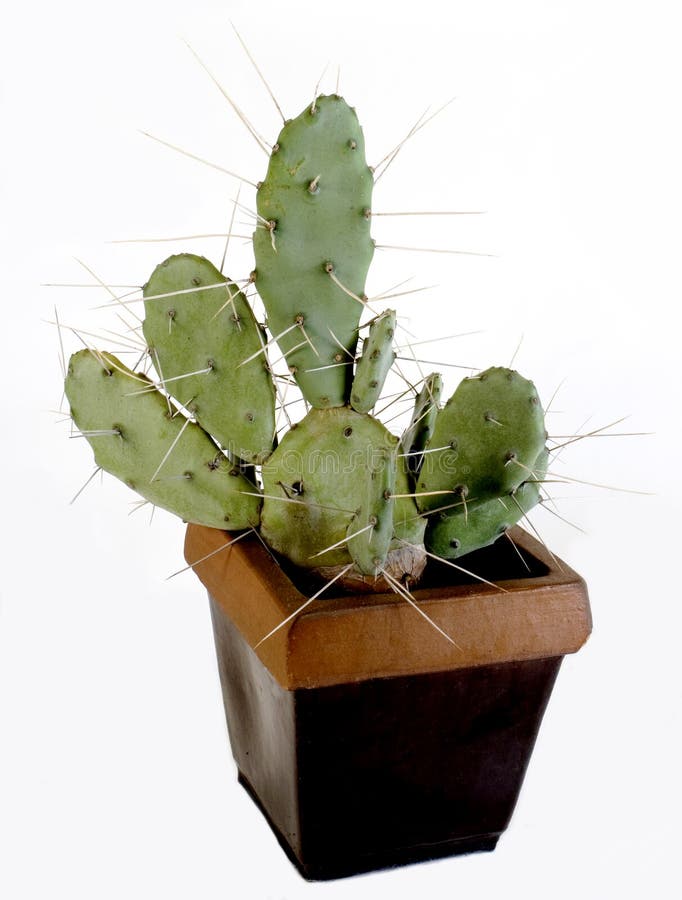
xmin=185 ymin=524 xmax=592 ymax=690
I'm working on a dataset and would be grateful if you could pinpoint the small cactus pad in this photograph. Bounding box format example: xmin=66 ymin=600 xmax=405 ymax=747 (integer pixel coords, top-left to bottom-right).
xmin=260 ymin=407 xmax=419 ymax=571
xmin=346 ymin=445 xmax=397 ymax=576
xmin=425 ymin=448 xmax=548 ymax=559
xmin=400 ymin=372 xmax=443 ymax=479
xmin=391 ymin=453 xmax=428 ymax=550
xmin=253 ymin=95 xmax=374 ymax=408
xmin=417 ymin=367 xmax=546 ymax=514
xmin=142 ymin=254 xmax=276 ymax=464
xmin=65 ymin=350 xmax=261 ymax=529
xmin=350 ymin=309 xmax=397 ymax=414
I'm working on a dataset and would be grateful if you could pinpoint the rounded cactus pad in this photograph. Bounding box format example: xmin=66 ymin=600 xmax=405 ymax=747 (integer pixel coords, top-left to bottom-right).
xmin=143 ymin=254 xmax=276 ymax=464
xmin=253 ymin=95 xmax=374 ymax=408
xmin=260 ymin=407 xmax=422 ymax=573
xmin=425 ymin=447 xmax=549 ymax=559
xmin=417 ymin=367 xmax=546 ymax=514
xmin=65 ymin=350 xmax=261 ymax=530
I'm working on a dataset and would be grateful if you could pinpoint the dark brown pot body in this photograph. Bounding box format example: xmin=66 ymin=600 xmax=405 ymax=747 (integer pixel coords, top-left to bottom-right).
xmin=186 ymin=525 xmax=591 ymax=880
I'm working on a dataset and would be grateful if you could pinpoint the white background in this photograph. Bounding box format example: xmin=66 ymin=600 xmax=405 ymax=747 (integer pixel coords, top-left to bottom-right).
xmin=1 ymin=1 xmax=680 ymax=897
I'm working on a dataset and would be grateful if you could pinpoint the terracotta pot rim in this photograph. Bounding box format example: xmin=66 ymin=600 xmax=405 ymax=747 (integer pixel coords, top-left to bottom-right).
xmin=185 ymin=524 xmax=592 ymax=690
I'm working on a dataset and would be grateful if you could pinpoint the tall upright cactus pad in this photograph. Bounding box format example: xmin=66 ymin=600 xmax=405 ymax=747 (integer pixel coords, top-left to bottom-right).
xmin=417 ymin=367 xmax=546 ymax=515
xmin=254 ymin=95 xmax=374 ymax=408
xmin=143 ymin=254 xmax=276 ymax=464
xmin=260 ymin=407 xmax=417 ymax=571
xmin=65 ymin=350 xmax=262 ymax=530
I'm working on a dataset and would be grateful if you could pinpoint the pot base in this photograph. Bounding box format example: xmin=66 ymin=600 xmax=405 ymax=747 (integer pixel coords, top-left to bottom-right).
xmin=238 ymin=769 xmax=500 ymax=880
xmin=211 ymin=594 xmax=562 ymax=880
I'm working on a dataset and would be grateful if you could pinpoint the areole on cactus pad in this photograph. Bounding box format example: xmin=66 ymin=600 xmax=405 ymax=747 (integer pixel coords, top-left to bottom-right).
xmin=64 ymin=93 xmax=549 ymax=588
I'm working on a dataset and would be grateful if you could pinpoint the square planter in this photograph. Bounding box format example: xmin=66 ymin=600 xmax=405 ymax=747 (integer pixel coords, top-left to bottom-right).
xmin=185 ymin=524 xmax=591 ymax=880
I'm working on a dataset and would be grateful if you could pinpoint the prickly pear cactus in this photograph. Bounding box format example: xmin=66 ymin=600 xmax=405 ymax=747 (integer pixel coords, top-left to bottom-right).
xmin=142 ymin=254 xmax=276 ymax=464
xmin=425 ymin=448 xmax=549 ymax=560
xmin=63 ymin=89 xmax=549 ymax=592
xmin=351 ymin=310 xmax=397 ymax=414
xmin=259 ymin=406 xmax=425 ymax=583
xmin=65 ymin=350 xmax=261 ymax=530
xmin=416 ymin=367 xmax=546 ymax=511
xmin=253 ymin=95 xmax=374 ymax=409
xmin=400 ymin=373 xmax=443 ymax=478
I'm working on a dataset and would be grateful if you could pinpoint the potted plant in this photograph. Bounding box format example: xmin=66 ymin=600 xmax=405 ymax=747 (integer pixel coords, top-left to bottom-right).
xmin=63 ymin=90 xmax=591 ymax=879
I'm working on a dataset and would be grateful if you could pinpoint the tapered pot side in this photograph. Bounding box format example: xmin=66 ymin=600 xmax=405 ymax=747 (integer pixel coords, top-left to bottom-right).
xmin=185 ymin=524 xmax=592 ymax=880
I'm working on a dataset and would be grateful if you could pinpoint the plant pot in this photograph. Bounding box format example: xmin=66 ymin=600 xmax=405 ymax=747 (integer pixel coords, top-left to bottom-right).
xmin=185 ymin=523 xmax=592 ymax=881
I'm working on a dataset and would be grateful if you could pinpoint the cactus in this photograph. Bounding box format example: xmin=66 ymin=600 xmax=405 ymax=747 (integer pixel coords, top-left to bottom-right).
xmin=425 ymin=448 xmax=549 ymax=559
xmin=65 ymin=350 xmax=261 ymax=529
xmin=142 ymin=254 xmax=276 ymax=464
xmin=345 ymin=443 xmax=396 ymax=577
xmin=400 ymin=372 xmax=443 ymax=478
xmin=253 ymin=95 xmax=374 ymax=409
xmin=63 ymin=90 xmax=549 ymax=591
xmin=416 ymin=367 xmax=546 ymax=509
xmin=350 ymin=310 xmax=397 ymax=414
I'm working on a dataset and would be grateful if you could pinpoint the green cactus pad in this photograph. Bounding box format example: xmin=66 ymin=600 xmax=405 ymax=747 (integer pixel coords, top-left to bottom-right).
xmin=416 ymin=367 xmax=546 ymax=515
xmin=425 ymin=448 xmax=548 ymax=559
xmin=399 ymin=372 xmax=443 ymax=480
xmin=142 ymin=254 xmax=276 ymax=464
xmin=391 ymin=453 xmax=428 ymax=549
xmin=254 ymin=95 xmax=374 ymax=408
xmin=350 ymin=310 xmax=397 ymax=414
xmin=260 ymin=406 xmax=420 ymax=571
xmin=65 ymin=350 xmax=261 ymax=529
xmin=346 ymin=445 xmax=396 ymax=576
